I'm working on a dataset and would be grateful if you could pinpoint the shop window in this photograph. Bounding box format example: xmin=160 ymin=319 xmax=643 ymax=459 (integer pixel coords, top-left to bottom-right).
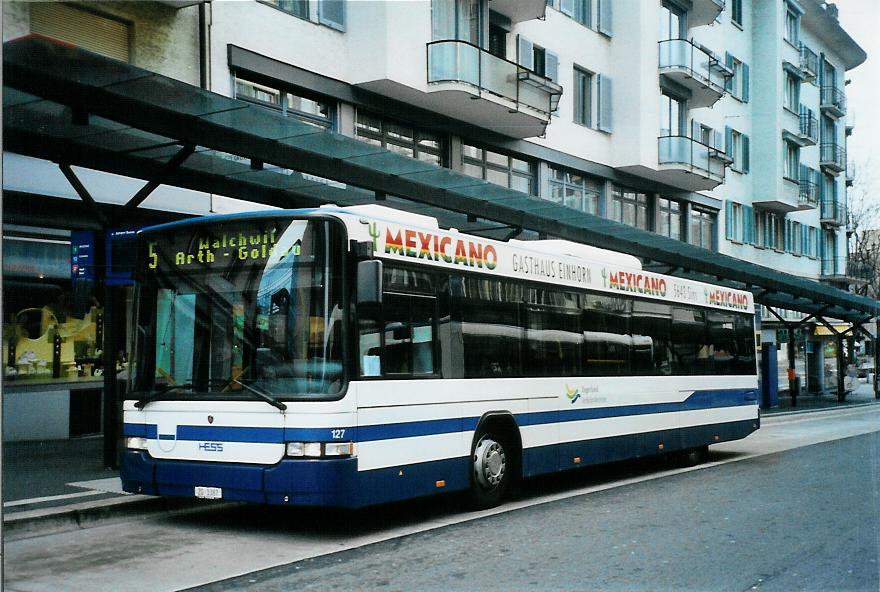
xmin=356 ymin=112 xmax=442 ymax=166
xmin=461 ymin=144 xmax=535 ymax=194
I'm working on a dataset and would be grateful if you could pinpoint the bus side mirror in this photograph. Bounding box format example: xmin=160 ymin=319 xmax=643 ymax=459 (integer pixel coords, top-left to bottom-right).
xmin=357 ymin=260 xmax=383 ymax=308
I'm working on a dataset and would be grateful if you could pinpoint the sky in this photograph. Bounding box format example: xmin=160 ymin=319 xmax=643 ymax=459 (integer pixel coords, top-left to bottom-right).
xmin=836 ymin=0 xmax=880 ymax=210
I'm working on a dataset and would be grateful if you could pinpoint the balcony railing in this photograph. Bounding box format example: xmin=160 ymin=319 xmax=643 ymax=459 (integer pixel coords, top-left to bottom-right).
xmin=822 ymin=257 xmax=873 ymax=284
xmin=820 ymin=200 xmax=846 ymax=226
xmin=658 ymin=135 xmax=726 ymax=182
xmin=427 ymin=40 xmax=561 ymax=117
xmin=798 ymin=176 xmax=819 ymax=208
xmin=799 ymin=43 xmax=818 ymax=81
xmin=820 ymin=142 xmax=846 ymax=173
xmin=820 ymin=85 xmax=847 ymax=117
xmin=798 ymin=109 xmax=818 ymax=145
xmin=658 ymin=39 xmax=728 ymax=108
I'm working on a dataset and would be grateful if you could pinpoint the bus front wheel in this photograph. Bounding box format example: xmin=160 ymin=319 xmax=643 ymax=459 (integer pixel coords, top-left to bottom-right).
xmin=470 ymin=432 xmax=511 ymax=509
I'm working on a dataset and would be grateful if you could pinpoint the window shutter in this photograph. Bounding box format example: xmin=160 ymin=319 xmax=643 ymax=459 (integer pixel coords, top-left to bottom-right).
xmin=692 ymin=119 xmax=701 ymax=140
xmin=743 ymin=205 xmax=752 ymax=243
xmin=30 ymin=3 xmax=130 ymax=62
xmin=598 ymin=0 xmax=613 ymax=36
xmin=318 ymin=0 xmax=346 ymax=31
xmin=725 ymin=201 xmax=734 ymax=240
xmin=818 ymin=53 xmax=825 ymax=88
xmin=597 ymin=74 xmax=613 ymax=132
xmin=799 ymin=163 xmax=808 ymax=183
xmin=713 ymin=129 xmax=724 ymax=151
xmin=724 ymin=53 xmax=734 ymax=93
xmin=518 ymin=35 xmax=534 ymax=70
xmin=725 ymin=126 xmax=733 ymax=159
xmin=742 ymin=62 xmax=750 ymax=102
xmin=560 ymin=0 xmax=575 ymax=17
xmin=742 ymin=134 xmax=750 ymax=173
xmin=545 ymin=50 xmax=560 ymax=83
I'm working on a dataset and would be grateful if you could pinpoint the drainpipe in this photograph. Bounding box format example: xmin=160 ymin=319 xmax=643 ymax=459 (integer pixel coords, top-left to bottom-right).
xmin=198 ymin=1 xmax=211 ymax=90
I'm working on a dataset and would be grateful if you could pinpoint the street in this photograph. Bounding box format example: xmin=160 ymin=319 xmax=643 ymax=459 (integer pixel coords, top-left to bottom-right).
xmin=5 ymin=406 xmax=880 ymax=592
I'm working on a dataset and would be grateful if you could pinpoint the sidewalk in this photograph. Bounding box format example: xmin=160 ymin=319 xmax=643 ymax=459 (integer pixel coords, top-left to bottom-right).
xmin=764 ymin=378 xmax=879 ymax=414
xmin=3 ymin=382 xmax=879 ymax=539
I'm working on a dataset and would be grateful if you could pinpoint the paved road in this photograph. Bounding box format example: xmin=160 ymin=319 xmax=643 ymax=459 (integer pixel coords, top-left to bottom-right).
xmin=5 ymin=406 xmax=880 ymax=592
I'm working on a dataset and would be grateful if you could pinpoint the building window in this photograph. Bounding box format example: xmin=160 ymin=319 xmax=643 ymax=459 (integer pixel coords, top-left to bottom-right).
xmin=659 ymin=1 xmax=686 ymax=41
xmin=783 ymin=140 xmax=800 ymax=182
xmin=262 ymin=0 xmax=308 ymax=19
xmin=725 ymin=201 xmax=742 ymax=242
xmin=234 ymin=76 xmax=334 ymax=129
xmin=731 ymin=0 xmax=743 ymax=27
xmin=784 ymin=70 xmax=800 ymax=112
xmin=761 ymin=211 xmax=782 ymax=250
xmin=690 ymin=208 xmax=715 ymax=250
xmin=432 ymin=0 xmax=482 ymax=43
xmin=357 ymin=112 xmax=442 ymax=165
xmin=726 ymin=127 xmax=750 ymax=174
xmin=461 ymin=144 xmax=535 ymax=194
xmin=548 ymin=166 xmax=601 ymax=214
xmin=574 ymin=67 xmax=593 ymax=127
xmin=659 ymin=92 xmax=685 ymax=136
xmin=725 ymin=54 xmax=749 ymax=102
xmin=657 ymin=197 xmax=682 ymax=241
xmin=784 ymin=4 xmax=800 ymax=45
xmin=610 ymin=187 xmax=648 ymax=230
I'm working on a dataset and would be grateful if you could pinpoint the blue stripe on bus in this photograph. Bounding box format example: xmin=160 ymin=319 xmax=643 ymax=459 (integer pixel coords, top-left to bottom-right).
xmin=123 ymin=388 xmax=756 ymax=444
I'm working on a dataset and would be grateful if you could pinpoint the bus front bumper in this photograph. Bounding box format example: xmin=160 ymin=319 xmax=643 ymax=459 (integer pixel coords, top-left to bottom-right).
xmin=120 ymin=450 xmax=359 ymax=508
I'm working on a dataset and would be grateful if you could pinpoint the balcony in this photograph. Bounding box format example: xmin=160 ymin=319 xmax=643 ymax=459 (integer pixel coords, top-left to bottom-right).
xmin=846 ymin=160 xmax=854 ymax=187
xmin=820 ymin=142 xmax=846 ymax=174
xmin=690 ymin=0 xmax=725 ymax=27
xmin=487 ymin=0 xmax=545 ymax=23
xmin=426 ymin=40 xmax=562 ymax=139
xmin=798 ymin=175 xmax=819 ymax=210
xmin=799 ymin=43 xmax=818 ymax=81
xmin=658 ymin=39 xmax=729 ymax=108
xmin=820 ymin=86 xmax=847 ymax=118
xmin=657 ymin=135 xmax=725 ymax=190
xmin=820 ymin=200 xmax=846 ymax=227
xmin=797 ymin=108 xmax=818 ymax=146
xmin=821 ymin=257 xmax=871 ymax=287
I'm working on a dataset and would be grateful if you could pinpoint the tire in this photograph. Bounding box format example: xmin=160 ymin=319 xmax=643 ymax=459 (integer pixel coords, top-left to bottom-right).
xmin=679 ymin=445 xmax=709 ymax=467
xmin=469 ymin=430 xmax=512 ymax=510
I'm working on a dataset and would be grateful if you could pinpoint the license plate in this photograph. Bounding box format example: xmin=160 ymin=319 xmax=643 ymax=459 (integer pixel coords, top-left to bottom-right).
xmin=194 ymin=486 xmax=222 ymax=500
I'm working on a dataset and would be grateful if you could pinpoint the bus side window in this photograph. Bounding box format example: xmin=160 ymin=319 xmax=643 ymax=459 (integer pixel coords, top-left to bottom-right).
xmin=382 ymin=292 xmax=436 ymax=378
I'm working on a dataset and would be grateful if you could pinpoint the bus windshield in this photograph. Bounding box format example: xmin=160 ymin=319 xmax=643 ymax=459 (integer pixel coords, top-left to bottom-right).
xmin=130 ymin=217 xmax=345 ymax=400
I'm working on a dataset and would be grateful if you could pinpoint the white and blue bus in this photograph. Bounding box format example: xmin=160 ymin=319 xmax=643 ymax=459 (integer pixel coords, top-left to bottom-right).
xmin=121 ymin=204 xmax=759 ymax=508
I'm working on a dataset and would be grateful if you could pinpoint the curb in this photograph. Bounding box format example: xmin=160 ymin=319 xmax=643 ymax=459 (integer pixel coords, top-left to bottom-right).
xmin=762 ymin=400 xmax=880 ymax=419
xmin=3 ymin=494 xmax=228 ymax=541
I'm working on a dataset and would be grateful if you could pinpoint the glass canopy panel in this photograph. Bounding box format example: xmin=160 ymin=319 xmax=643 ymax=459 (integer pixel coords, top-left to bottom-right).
xmin=279 ymin=133 xmax=388 ymax=160
xmin=180 ymin=151 xmax=254 ymax=176
xmin=4 ymin=38 xmax=155 ymax=89
xmin=397 ymin=168 xmax=489 ymax=190
xmin=103 ymin=76 xmax=246 ymax=118
xmin=2 ymin=88 xmax=43 ymax=108
xmin=75 ymin=127 xmax=178 ymax=153
xmin=199 ymin=106 xmax=323 ymax=141
xmin=5 ymin=100 xmax=129 ymax=140
xmin=346 ymin=151 xmax=440 ymax=177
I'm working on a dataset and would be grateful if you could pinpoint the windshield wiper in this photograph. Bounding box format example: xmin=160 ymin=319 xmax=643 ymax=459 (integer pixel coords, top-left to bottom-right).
xmin=233 ymin=379 xmax=287 ymax=411
xmin=134 ymin=383 xmax=195 ymax=409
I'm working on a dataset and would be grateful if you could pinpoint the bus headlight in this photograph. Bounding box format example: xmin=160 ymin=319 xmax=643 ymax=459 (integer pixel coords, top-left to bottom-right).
xmin=285 ymin=442 xmax=354 ymax=458
xmin=324 ymin=442 xmax=354 ymax=457
xmin=126 ymin=437 xmax=148 ymax=450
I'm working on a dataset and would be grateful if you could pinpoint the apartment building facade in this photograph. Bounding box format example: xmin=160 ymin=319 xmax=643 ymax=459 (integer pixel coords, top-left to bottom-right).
xmin=0 ymin=0 xmax=870 ymax=437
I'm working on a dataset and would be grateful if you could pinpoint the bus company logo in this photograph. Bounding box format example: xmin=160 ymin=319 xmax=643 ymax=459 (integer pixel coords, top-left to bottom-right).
xmin=603 ymin=269 xmax=667 ymax=297
xmin=707 ymin=288 xmax=750 ymax=310
xmin=565 ymin=384 xmax=601 ymax=404
xmin=384 ymin=227 xmax=498 ymax=270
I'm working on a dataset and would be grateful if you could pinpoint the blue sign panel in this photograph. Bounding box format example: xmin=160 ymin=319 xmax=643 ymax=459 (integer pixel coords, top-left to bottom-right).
xmin=106 ymin=228 xmax=140 ymax=286
xmin=71 ymin=230 xmax=94 ymax=283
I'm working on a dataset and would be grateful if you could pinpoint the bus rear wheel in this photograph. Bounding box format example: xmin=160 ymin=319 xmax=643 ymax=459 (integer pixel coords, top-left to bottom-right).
xmin=678 ymin=445 xmax=709 ymax=467
xmin=470 ymin=432 xmax=511 ymax=509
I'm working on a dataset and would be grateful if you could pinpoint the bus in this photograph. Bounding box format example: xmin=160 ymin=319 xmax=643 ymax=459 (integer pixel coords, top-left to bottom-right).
xmin=121 ymin=204 xmax=759 ymax=509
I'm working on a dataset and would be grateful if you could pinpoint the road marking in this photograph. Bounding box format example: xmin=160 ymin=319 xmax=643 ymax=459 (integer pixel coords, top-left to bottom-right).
xmin=3 ymin=490 xmax=105 ymax=508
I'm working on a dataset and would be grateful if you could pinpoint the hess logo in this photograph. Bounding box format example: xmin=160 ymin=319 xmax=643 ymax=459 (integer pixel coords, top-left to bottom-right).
xmin=198 ymin=442 xmax=223 ymax=452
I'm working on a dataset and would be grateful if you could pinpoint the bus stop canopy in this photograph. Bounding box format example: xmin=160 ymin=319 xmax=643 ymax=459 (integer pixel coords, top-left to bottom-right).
xmin=4 ymin=35 xmax=878 ymax=324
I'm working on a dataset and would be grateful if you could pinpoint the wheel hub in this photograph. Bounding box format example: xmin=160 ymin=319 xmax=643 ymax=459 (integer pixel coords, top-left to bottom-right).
xmin=474 ymin=437 xmax=506 ymax=489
